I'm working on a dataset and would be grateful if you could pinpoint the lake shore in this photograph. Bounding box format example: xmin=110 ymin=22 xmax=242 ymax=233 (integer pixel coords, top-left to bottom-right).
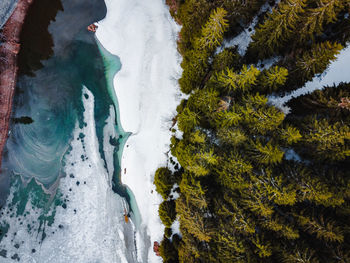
xmin=96 ymin=0 xmax=182 ymax=261
xmin=0 ymin=0 xmax=32 ymax=168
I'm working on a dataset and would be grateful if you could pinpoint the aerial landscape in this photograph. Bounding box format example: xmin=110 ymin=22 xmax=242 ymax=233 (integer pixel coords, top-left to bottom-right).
xmin=0 ymin=0 xmax=349 ymax=262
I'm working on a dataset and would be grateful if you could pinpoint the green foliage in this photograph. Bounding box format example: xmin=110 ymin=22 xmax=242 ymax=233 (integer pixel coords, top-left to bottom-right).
xmin=159 ymin=237 xmax=178 ymax=263
xmin=179 ymin=50 xmax=210 ymax=94
xmin=280 ymin=125 xmax=302 ymax=145
xmin=177 ymin=108 xmax=200 ymax=133
xmin=217 ymin=127 xmax=247 ymax=146
xmin=187 ymin=88 xmax=219 ymax=115
xmin=159 ymin=1 xmax=350 ymax=261
xmin=195 ymin=7 xmax=228 ymax=50
xmin=251 ymin=0 xmax=306 ymax=57
xmin=282 ymin=246 xmax=319 ymax=263
xmin=217 ymin=65 xmax=260 ymax=93
xmin=301 ymin=0 xmax=345 ymax=40
xmin=296 ymin=41 xmax=343 ymax=81
xmin=176 ymin=196 xmax=213 ymax=242
xmin=261 ymin=66 xmax=289 ymax=92
xmin=154 ymin=167 xmax=175 ymax=199
xmin=212 ymin=47 xmax=241 ymax=72
xmin=243 ymin=103 xmax=285 ymax=135
xmin=159 ymin=200 xmax=176 ymax=228
xmin=298 ymin=214 xmax=344 ymax=243
xmin=303 ymin=118 xmax=350 ymax=161
xmin=250 ymin=140 xmax=284 ymax=165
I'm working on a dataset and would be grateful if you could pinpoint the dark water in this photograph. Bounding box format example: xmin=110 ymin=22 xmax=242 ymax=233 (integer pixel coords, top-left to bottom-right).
xmin=0 ymin=0 xmax=139 ymax=252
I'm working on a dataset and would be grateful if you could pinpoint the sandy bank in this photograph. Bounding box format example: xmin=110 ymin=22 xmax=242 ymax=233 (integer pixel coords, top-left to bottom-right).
xmin=0 ymin=0 xmax=33 ymax=168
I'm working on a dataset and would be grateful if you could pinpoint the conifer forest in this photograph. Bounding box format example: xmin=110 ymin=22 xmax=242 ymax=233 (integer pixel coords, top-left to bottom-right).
xmin=155 ymin=0 xmax=350 ymax=262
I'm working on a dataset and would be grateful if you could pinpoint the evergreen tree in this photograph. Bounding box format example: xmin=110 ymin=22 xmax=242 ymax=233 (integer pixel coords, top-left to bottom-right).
xmin=251 ymin=0 xmax=306 ymax=57
xmin=298 ymin=214 xmax=344 ymax=243
xmin=195 ymin=7 xmax=228 ymax=50
xmin=250 ymin=140 xmax=284 ymax=165
xmin=279 ymin=125 xmax=302 ymax=145
xmin=177 ymin=107 xmax=200 ymax=133
xmin=176 ymin=196 xmax=214 ymax=242
xmin=217 ymin=65 xmax=260 ymax=93
xmin=296 ymin=41 xmax=343 ymax=81
xmin=301 ymin=0 xmax=345 ymax=40
xmin=159 ymin=200 xmax=177 ymax=228
xmin=302 ymin=118 xmax=350 ymax=161
xmin=261 ymin=66 xmax=289 ymax=92
xmin=154 ymin=167 xmax=175 ymax=199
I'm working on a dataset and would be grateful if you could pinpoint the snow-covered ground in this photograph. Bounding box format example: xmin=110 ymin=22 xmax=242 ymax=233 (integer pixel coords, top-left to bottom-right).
xmin=270 ymin=46 xmax=350 ymax=113
xmin=96 ymin=0 xmax=182 ymax=262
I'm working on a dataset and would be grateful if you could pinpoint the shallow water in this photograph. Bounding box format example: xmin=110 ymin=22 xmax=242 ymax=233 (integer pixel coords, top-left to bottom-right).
xmin=0 ymin=0 xmax=141 ymax=261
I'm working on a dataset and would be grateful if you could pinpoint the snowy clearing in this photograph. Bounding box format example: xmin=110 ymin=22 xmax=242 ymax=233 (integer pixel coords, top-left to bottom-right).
xmin=96 ymin=0 xmax=183 ymax=262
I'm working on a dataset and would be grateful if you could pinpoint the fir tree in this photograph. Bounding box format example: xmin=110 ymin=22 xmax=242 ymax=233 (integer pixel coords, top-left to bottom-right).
xmin=301 ymin=0 xmax=345 ymax=40
xmin=303 ymin=118 xmax=350 ymax=161
xmin=195 ymin=7 xmax=228 ymax=50
xmin=261 ymin=66 xmax=289 ymax=92
xmin=250 ymin=140 xmax=284 ymax=165
xmin=159 ymin=200 xmax=177 ymax=227
xmin=296 ymin=41 xmax=343 ymax=81
xmin=154 ymin=167 xmax=175 ymax=199
xmin=251 ymin=0 xmax=306 ymax=57
xmin=177 ymin=107 xmax=200 ymax=133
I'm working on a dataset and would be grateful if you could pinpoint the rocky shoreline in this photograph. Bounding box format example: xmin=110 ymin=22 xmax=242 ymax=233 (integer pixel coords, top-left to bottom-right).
xmin=0 ymin=0 xmax=33 ymax=168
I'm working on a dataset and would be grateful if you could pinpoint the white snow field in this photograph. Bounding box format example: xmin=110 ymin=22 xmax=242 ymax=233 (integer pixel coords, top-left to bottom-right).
xmin=96 ymin=0 xmax=182 ymax=262
xmin=270 ymin=46 xmax=350 ymax=113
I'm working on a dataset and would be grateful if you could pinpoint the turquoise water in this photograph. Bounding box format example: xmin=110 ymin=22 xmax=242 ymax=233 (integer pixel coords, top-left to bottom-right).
xmin=0 ymin=0 xmax=141 ymax=256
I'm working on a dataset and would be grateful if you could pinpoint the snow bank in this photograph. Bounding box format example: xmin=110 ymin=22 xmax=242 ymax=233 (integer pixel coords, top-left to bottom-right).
xmin=0 ymin=87 xmax=137 ymax=263
xmin=270 ymin=46 xmax=350 ymax=113
xmin=96 ymin=0 xmax=182 ymax=262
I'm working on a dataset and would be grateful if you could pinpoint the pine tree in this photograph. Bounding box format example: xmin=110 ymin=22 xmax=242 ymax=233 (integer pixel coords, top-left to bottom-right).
xmin=216 ymin=153 xmax=252 ymax=190
xmin=243 ymin=104 xmax=285 ymax=135
xmin=159 ymin=237 xmax=178 ymax=263
xmin=298 ymin=214 xmax=344 ymax=243
xmin=217 ymin=65 xmax=260 ymax=93
xmin=279 ymin=125 xmax=302 ymax=145
xmin=250 ymin=140 xmax=284 ymax=165
xmin=159 ymin=200 xmax=177 ymax=227
xmin=179 ymin=49 xmax=210 ymax=94
xmin=243 ymin=192 xmax=274 ymax=218
xmin=251 ymin=0 xmax=306 ymax=57
xmin=176 ymin=196 xmax=214 ymax=242
xmin=252 ymin=236 xmax=273 ymax=258
xmin=154 ymin=167 xmax=175 ymax=199
xmin=187 ymin=88 xmax=219 ymax=115
xmin=301 ymin=0 xmax=345 ymax=40
xmin=261 ymin=216 xmax=299 ymax=240
xmin=298 ymin=173 xmax=344 ymax=207
xmin=218 ymin=195 xmax=256 ymax=235
xmin=254 ymin=169 xmax=297 ymax=205
xmin=179 ymin=172 xmax=207 ymax=209
xmin=215 ymin=110 xmax=242 ymax=127
xmin=303 ymin=118 xmax=350 ymax=161
xmin=217 ymin=127 xmax=247 ymax=146
xmin=215 ymin=224 xmax=247 ymax=262
xmin=282 ymin=246 xmax=319 ymax=263
xmin=296 ymin=41 xmax=343 ymax=81
xmin=195 ymin=7 xmax=228 ymax=50
xmin=177 ymin=107 xmax=200 ymax=133
xmin=261 ymin=66 xmax=289 ymax=92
